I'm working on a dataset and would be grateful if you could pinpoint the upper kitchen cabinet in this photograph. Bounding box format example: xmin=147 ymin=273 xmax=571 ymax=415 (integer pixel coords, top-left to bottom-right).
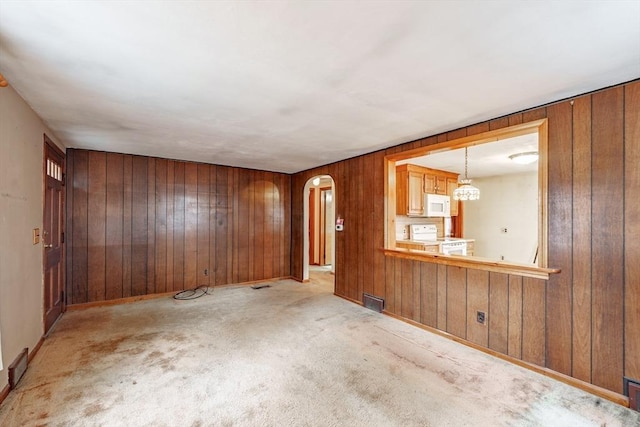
xmin=396 ymin=164 xmax=459 ymax=216
xmin=396 ymin=164 xmax=425 ymax=216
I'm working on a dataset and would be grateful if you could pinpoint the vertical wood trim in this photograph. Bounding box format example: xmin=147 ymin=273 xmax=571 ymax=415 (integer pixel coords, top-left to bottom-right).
xmin=105 ymin=153 xmax=124 ymax=300
xmin=624 ymin=81 xmax=640 ymax=382
xmin=131 ymin=156 xmax=148 ymax=296
xmin=400 ymin=259 xmax=413 ymax=319
xmin=172 ymin=161 xmax=185 ymax=291
xmin=384 ymin=255 xmax=396 ymax=314
xmin=184 ymin=163 xmax=198 ymax=288
xmin=591 ymin=87 xmax=625 ymax=393
xmin=146 ymin=158 xmax=156 ymax=294
xmin=155 ymin=159 xmax=168 ymax=294
xmin=373 ymin=152 xmax=386 ymax=298
xmin=254 ymin=172 xmax=264 ymax=279
xmin=488 ymin=272 xmax=509 ymax=354
xmin=214 ymin=166 xmax=228 ymax=286
xmin=122 ymin=155 xmax=133 ymax=297
xmin=546 ymin=101 xmax=573 ymax=375
xmin=208 ymin=165 xmax=217 ymax=287
xmin=420 ymin=262 xmax=438 ymax=328
xmin=571 ymin=95 xmax=593 ymax=382
xmin=436 ymin=264 xmax=447 ymax=330
xmin=508 ymin=275 xmax=523 ymax=359
xmin=466 ymin=269 xmax=489 ymax=347
xmin=87 ymin=151 xmax=107 ymax=302
xmin=522 ymin=277 xmax=545 ymax=366
xmin=197 ymin=164 xmax=210 ymax=286
xmin=446 ymin=266 xmax=466 ymax=338
xmin=165 ymin=161 xmax=174 ymax=291
xmin=65 ymin=149 xmax=75 ymax=304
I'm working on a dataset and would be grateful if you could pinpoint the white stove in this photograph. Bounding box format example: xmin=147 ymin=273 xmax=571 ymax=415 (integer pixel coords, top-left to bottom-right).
xmin=409 ymin=224 xmax=467 ymax=255
xmin=410 ymin=224 xmax=438 ymax=242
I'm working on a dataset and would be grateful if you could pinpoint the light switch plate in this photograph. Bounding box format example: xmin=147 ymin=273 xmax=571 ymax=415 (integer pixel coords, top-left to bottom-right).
xmin=32 ymin=228 xmax=40 ymax=245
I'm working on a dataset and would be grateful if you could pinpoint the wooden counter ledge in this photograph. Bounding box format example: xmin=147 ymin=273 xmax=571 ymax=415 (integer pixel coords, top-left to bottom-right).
xmin=383 ymin=247 xmax=561 ymax=280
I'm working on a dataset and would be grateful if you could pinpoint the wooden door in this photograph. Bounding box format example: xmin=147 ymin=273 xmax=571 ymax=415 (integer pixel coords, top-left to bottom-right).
xmin=308 ymin=187 xmax=317 ymax=265
xmin=43 ymin=137 xmax=65 ymax=333
xmin=319 ymin=187 xmax=333 ymax=265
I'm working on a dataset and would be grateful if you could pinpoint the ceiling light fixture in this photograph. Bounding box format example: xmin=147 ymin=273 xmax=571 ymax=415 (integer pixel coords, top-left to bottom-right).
xmin=312 ymin=177 xmax=320 ymax=186
xmin=509 ymin=151 xmax=538 ymax=165
xmin=453 ymin=147 xmax=480 ymax=201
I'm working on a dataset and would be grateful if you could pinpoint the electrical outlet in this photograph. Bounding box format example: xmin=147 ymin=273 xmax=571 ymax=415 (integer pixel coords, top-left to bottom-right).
xmin=477 ymin=311 xmax=486 ymax=324
xmin=204 ymin=269 xmax=208 ymax=276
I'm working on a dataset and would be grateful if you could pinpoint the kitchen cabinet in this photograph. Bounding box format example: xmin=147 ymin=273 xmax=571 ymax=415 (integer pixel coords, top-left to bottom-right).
xmin=396 ymin=241 xmax=439 ymax=253
xmin=396 ymin=164 xmax=459 ymax=216
xmin=396 ymin=164 xmax=425 ymax=216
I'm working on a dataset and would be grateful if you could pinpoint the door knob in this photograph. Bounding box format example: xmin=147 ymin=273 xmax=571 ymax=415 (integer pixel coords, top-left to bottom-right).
xmin=44 ymin=244 xmax=53 ymax=248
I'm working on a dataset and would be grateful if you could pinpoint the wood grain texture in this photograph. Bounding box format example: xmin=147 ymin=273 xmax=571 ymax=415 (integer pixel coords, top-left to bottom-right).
xmin=122 ymin=155 xmax=133 ymax=297
xmin=131 ymin=156 xmax=148 ymax=296
xmin=466 ymin=269 xmax=489 ymax=347
xmin=508 ymin=275 xmax=523 ymax=359
xmin=488 ymin=272 xmax=509 ymax=354
xmin=401 ymin=258 xmax=414 ymax=319
xmin=522 ymin=277 xmax=545 ymax=366
xmin=105 ymin=153 xmax=124 ymax=300
xmin=420 ymin=262 xmax=438 ymax=328
xmin=571 ymin=95 xmax=592 ymax=382
xmin=591 ymin=87 xmax=624 ymax=393
xmin=624 ymin=81 xmax=640 ymax=382
xmin=436 ymin=264 xmax=447 ymax=330
xmin=545 ymin=101 xmax=573 ymax=375
xmin=87 ymin=151 xmax=106 ymax=301
xmin=446 ymin=266 xmax=466 ymax=339
xmin=67 ymin=151 xmax=290 ymax=303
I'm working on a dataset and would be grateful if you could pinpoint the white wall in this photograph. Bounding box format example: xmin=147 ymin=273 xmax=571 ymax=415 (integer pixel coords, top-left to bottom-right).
xmin=463 ymin=172 xmax=538 ymax=264
xmin=0 ymin=85 xmax=64 ymax=385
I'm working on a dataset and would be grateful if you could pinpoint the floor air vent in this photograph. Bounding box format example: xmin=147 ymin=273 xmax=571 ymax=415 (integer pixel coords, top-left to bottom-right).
xmin=8 ymin=348 xmax=29 ymax=389
xmin=363 ymin=294 xmax=384 ymax=313
xmin=625 ymin=377 xmax=640 ymax=411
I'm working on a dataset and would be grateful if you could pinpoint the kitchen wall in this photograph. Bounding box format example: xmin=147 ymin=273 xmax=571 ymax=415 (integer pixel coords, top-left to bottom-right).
xmin=0 ymin=85 xmax=65 ymax=386
xmin=65 ymin=149 xmax=291 ymax=304
xmin=291 ymin=80 xmax=640 ymax=399
xmin=463 ymin=171 xmax=537 ymax=263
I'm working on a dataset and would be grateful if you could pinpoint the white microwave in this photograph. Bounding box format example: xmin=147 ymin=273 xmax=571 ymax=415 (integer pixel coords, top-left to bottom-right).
xmin=425 ymin=194 xmax=451 ymax=217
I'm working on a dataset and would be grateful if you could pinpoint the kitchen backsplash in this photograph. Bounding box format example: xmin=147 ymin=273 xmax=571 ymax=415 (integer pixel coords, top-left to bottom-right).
xmin=396 ymin=216 xmax=443 ymax=240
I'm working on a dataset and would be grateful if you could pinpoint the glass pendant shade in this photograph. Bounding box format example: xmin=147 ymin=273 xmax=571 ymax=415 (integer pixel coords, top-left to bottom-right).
xmin=453 ymin=179 xmax=480 ymax=200
xmin=453 ymin=148 xmax=480 ymax=201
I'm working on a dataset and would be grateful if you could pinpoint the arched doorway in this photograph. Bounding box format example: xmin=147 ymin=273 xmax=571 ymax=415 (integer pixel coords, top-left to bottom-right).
xmin=303 ymin=175 xmax=336 ymax=284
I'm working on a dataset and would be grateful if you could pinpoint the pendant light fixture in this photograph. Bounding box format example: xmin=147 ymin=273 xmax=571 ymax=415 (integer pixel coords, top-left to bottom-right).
xmin=453 ymin=147 xmax=480 ymax=201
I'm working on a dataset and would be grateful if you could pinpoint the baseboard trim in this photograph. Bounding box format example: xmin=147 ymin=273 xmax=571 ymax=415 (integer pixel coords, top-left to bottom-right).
xmin=382 ymin=310 xmax=629 ymax=408
xmin=66 ymin=277 xmax=293 ymax=310
xmin=334 ymin=293 xmax=363 ymax=306
xmin=29 ymin=336 xmax=45 ymax=364
xmin=0 ymin=383 xmax=10 ymax=405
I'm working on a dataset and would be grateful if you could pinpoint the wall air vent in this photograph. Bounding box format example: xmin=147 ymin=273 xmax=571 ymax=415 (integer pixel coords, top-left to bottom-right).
xmin=8 ymin=348 xmax=29 ymax=389
xmin=363 ymin=294 xmax=384 ymax=313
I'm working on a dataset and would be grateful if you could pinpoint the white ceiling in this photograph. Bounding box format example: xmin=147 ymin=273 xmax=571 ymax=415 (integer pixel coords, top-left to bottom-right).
xmin=1 ymin=1 xmax=638 ymax=173
xmin=397 ymin=133 xmax=539 ymax=178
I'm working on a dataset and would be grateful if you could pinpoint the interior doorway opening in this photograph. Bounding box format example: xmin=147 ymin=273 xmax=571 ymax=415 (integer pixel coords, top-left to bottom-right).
xmin=303 ymin=175 xmax=336 ymax=284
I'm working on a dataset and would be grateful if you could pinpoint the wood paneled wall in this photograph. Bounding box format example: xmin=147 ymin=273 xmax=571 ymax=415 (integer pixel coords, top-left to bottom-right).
xmin=291 ymin=80 xmax=640 ymax=397
xmin=66 ymin=150 xmax=291 ymax=304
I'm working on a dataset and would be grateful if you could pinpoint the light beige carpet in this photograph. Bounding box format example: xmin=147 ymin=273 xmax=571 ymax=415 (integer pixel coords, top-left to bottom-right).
xmin=1 ymin=269 xmax=638 ymax=426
